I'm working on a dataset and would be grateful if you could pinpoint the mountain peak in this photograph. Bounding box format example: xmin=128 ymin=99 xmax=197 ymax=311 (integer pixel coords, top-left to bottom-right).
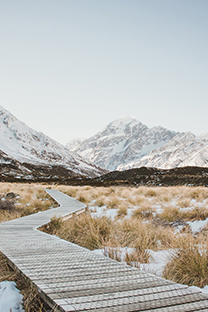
xmin=112 ymin=115 xmax=138 ymax=124
xmin=68 ymin=117 xmax=177 ymax=170
xmin=108 ymin=116 xmax=140 ymax=129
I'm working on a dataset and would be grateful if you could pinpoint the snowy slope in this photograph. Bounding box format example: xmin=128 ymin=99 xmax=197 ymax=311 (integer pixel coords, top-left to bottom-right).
xmin=67 ymin=116 xmax=178 ymax=171
xmin=0 ymin=106 xmax=105 ymax=177
xmin=118 ymin=132 xmax=208 ymax=170
xmin=66 ymin=137 xmax=86 ymax=150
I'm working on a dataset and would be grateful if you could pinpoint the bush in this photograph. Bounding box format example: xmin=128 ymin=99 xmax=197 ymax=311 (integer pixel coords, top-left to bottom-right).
xmin=0 ymin=198 xmax=16 ymax=212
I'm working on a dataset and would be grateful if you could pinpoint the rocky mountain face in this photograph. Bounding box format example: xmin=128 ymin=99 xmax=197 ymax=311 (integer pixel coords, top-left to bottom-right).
xmin=67 ymin=116 xmax=178 ymax=171
xmin=0 ymin=106 xmax=105 ymax=178
xmin=118 ymin=132 xmax=208 ymax=170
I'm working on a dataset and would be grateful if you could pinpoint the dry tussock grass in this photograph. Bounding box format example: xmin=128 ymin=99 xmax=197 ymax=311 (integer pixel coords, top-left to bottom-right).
xmin=159 ymin=205 xmax=208 ymax=222
xmin=43 ymin=212 xmax=177 ymax=258
xmin=42 ymin=213 xmax=112 ymax=250
xmin=132 ymin=205 xmax=154 ymax=219
xmin=117 ymin=204 xmax=128 ymax=217
xmin=46 ymin=184 xmax=208 ymax=288
xmin=163 ymin=236 xmax=208 ymax=288
xmin=0 ymin=183 xmax=57 ymax=222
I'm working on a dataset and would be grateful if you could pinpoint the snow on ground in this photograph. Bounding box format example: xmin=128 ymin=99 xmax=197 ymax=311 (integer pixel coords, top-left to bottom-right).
xmin=92 ymin=246 xmax=208 ymax=295
xmin=0 ymin=281 xmax=24 ymax=312
xmin=187 ymin=218 xmax=208 ymax=233
xmin=89 ymin=205 xmax=133 ymax=221
xmin=89 ymin=197 xmax=208 ymax=294
xmin=89 ymin=198 xmax=208 ymax=234
xmin=139 ymin=249 xmax=173 ymax=276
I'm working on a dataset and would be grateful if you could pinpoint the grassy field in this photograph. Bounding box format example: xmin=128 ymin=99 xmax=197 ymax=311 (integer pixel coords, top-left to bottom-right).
xmin=0 ymin=182 xmax=58 ymax=223
xmin=1 ymin=182 xmax=208 ymax=305
xmin=44 ymin=184 xmax=208 ymax=288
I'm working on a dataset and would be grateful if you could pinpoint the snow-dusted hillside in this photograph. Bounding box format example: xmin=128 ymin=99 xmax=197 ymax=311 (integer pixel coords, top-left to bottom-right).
xmin=118 ymin=132 xmax=208 ymax=170
xmin=67 ymin=116 xmax=178 ymax=171
xmin=0 ymin=106 xmax=105 ymax=177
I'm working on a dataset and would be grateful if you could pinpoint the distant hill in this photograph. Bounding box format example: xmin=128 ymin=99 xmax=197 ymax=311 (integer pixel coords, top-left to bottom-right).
xmin=93 ymin=166 xmax=208 ymax=187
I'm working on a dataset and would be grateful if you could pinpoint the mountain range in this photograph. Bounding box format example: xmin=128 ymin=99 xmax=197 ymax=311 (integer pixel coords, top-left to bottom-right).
xmin=0 ymin=106 xmax=106 ymax=180
xmin=67 ymin=117 xmax=208 ymax=171
xmin=1 ymin=105 xmax=208 ymax=182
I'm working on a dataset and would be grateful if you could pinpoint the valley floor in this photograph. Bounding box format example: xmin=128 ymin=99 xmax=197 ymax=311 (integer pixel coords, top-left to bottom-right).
xmin=1 ymin=183 xmax=208 ymax=310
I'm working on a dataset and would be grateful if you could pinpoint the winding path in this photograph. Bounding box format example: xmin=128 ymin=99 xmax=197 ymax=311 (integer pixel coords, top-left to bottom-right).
xmin=1 ymin=189 xmax=208 ymax=311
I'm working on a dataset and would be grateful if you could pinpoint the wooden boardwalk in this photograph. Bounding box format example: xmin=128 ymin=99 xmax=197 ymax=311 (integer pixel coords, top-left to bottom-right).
xmin=1 ymin=189 xmax=208 ymax=311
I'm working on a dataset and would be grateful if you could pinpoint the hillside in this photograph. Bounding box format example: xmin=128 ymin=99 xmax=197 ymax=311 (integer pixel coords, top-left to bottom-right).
xmin=0 ymin=106 xmax=106 ymax=178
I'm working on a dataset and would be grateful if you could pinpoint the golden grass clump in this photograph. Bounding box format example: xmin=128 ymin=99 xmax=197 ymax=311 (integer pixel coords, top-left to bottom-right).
xmin=117 ymin=204 xmax=128 ymax=218
xmin=128 ymin=195 xmax=146 ymax=206
xmin=159 ymin=206 xmax=181 ymax=222
xmin=42 ymin=212 xmax=177 ymax=261
xmin=159 ymin=205 xmax=208 ymax=222
xmin=94 ymin=196 xmax=107 ymax=207
xmin=190 ymin=187 xmax=208 ymax=201
xmin=106 ymin=195 xmax=120 ymax=209
xmin=163 ymin=237 xmax=208 ymax=288
xmin=42 ymin=213 xmax=113 ymax=250
xmin=144 ymin=189 xmax=157 ymax=197
xmin=177 ymin=198 xmax=191 ymax=208
xmin=132 ymin=205 xmax=154 ymax=219
xmin=180 ymin=207 xmax=208 ymax=221
xmin=125 ymin=249 xmax=150 ymax=265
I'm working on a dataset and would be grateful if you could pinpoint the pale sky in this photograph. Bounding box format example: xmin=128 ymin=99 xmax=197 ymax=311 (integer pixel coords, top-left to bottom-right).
xmin=0 ymin=0 xmax=208 ymax=145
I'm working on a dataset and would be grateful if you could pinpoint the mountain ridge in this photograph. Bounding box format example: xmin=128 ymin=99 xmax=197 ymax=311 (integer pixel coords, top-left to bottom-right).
xmin=67 ymin=116 xmax=178 ymax=171
xmin=67 ymin=116 xmax=208 ymax=171
xmin=0 ymin=106 xmax=106 ymax=178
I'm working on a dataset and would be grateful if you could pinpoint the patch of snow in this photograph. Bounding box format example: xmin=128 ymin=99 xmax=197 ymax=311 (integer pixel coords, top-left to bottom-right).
xmin=0 ymin=281 xmax=24 ymax=312
xmin=140 ymin=249 xmax=173 ymax=276
xmin=186 ymin=218 xmax=208 ymax=234
xmin=90 ymin=206 xmax=118 ymax=220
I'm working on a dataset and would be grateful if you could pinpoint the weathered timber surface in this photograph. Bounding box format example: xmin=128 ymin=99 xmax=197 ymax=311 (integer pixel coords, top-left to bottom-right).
xmin=1 ymin=189 xmax=208 ymax=311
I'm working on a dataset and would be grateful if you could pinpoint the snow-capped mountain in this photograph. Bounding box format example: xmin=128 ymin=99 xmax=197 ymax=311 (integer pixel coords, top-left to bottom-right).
xmin=67 ymin=116 xmax=178 ymax=171
xmin=66 ymin=137 xmax=86 ymax=151
xmin=118 ymin=132 xmax=208 ymax=170
xmin=0 ymin=106 xmax=105 ymax=177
